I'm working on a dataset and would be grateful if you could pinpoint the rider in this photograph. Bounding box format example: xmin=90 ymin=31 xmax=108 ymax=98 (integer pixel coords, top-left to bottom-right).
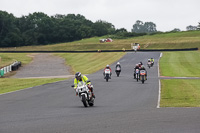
xmin=147 ymin=59 xmax=151 ymax=64
xmin=150 ymin=58 xmax=154 ymax=65
xmin=103 ymin=64 xmax=112 ymax=78
xmin=139 ymin=65 xmax=147 ymax=80
xmin=115 ymin=62 xmax=121 ymax=72
xmin=134 ymin=64 xmax=140 ymax=79
xmin=138 ymin=63 xmax=142 ymax=68
xmin=74 ymin=72 xmax=95 ymax=98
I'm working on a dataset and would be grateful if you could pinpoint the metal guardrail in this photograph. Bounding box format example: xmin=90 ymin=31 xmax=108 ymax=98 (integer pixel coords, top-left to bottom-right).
xmin=0 ymin=48 xmax=198 ymax=53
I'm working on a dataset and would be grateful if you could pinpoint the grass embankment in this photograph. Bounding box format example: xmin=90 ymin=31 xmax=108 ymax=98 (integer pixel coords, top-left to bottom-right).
xmin=137 ymin=31 xmax=200 ymax=49
xmin=160 ymin=51 xmax=200 ymax=107
xmin=55 ymin=52 xmax=126 ymax=74
xmin=0 ymin=31 xmax=199 ymax=51
xmin=0 ymin=52 xmax=125 ymax=94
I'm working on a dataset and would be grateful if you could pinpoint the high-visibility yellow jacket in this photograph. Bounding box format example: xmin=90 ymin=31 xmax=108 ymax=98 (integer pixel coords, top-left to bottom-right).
xmin=73 ymin=75 xmax=91 ymax=89
xmin=150 ymin=58 xmax=154 ymax=62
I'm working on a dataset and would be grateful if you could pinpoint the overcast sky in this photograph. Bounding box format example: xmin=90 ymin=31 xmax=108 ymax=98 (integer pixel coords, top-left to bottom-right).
xmin=1 ymin=0 xmax=199 ymax=32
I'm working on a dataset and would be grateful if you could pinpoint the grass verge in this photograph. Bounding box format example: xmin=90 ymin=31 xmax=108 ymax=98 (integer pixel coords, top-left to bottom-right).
xmin=0 ymin=53 xmax=32 ymax=67
xmin=159 ymin=51 xmax=200 ymax=77
xmin=0 ymin=78 xmax=66 ymax=94
xmin=160 ymin=79 xmax=200 ymax=107
xmin=55 ymin=52 xmax=126 ymax=74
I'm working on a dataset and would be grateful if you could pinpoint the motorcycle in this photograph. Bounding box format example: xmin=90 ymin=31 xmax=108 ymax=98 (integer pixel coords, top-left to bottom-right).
xmin=139 ymin=70 xmax=147 ymax=84
xmin=135 ymin=69 xmax=139 ymax=82
xmin=115 ymin=67 xmax=121 ymax=77
xmin=104 ymin=69 xmax=111 ymax=82
xmin=147 ymin=61 xmax=152 ymax=68
xmin=71 ymin=81 xmax=94 ymax=107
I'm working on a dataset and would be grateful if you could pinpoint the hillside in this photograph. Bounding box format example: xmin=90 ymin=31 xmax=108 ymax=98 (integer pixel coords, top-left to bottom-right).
xmin=0 ymin=31 xmax=199 ymax=51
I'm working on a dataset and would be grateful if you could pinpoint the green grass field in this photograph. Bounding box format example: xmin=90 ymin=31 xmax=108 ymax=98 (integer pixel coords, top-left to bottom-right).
xmin=160 ymin=79 xmax=200 ymax=107
xmin=159 ymin=51 xmax=200 ymax=77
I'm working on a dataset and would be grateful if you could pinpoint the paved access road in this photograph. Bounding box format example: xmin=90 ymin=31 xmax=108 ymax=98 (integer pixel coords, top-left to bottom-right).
xmin=1 ymin=52 xmax=200 ymax=133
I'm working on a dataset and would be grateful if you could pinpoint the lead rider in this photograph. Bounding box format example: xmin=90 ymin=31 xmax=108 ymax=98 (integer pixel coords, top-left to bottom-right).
xmin=74 ymin=72 xmax=95 ymax=98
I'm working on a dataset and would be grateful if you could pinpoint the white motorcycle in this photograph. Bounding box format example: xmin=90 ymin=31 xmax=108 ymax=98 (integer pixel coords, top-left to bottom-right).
xmin=72 ymin=81 xmax=94 ymax=107
xmin=147 ymin=61 xmax=152 ymax=68
xmin=104 ymin=69 xmax=111 ymax=82
xmin=115 ymin=66 xmax=121 ymax=77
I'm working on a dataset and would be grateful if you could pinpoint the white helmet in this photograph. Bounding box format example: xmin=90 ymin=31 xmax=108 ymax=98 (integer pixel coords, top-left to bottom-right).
xmin=117 ymin=62 xmax=120 ymax=65
xmin=106 ymin=64 xmax=109 ymax=68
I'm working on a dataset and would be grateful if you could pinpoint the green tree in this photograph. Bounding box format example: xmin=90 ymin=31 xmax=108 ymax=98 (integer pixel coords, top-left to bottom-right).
xmin=186 ymin=25 xmax=197 ymax=31
xmin=0 ymin=11 xmax=22 ymax=47
xmin=132 ymin=20 xmax=157 ymax=33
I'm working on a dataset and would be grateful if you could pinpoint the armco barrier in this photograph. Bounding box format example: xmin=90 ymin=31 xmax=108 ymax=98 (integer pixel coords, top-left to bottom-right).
xmin=0 ymin=48 xmax=198 ymax=53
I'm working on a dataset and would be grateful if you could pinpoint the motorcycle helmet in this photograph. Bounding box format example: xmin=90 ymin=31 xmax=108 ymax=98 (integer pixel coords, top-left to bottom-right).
xmin=106 ymin=65 xmax=110 ymax=68
xmin=117 ymin=62 xmax=120 ymax=65
xmin=75 ymin=72 xmax=81 ymax=80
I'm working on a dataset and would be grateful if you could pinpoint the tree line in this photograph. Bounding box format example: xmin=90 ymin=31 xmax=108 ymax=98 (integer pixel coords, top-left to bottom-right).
xmin=0 ymin=11 xmax=118 ymax=47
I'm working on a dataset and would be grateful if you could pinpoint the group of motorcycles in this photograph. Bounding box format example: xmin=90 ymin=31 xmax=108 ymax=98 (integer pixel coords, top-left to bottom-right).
xmin=134 ymin=68 xmax=147 ymax=84
xmin=71 ymin=60 xmax=154 ymax=107
xmin=147 ymin=60 xmax=154 ymax=68
xmin=103 ymin=66 xmax=121 ymax=82
xmin=134 ymin=60 xmax=154 ymax=84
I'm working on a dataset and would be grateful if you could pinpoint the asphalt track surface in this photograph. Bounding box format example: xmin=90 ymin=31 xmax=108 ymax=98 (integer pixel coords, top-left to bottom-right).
xmin=1 ymin=52 xmax=200 ymax=133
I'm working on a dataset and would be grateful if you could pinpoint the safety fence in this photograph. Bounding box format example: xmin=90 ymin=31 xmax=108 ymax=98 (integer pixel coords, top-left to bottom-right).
xmin=0 ymin=47 xmax=198 ymax=53
xmin=0 ymin=61 xmax=21 ymax=77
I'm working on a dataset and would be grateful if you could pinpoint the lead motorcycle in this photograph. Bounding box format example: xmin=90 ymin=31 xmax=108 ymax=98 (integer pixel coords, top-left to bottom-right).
xmin=71 ymin=81 xmax=94 ymax=107
xmin=139 ymin=70 xmax=147 ymax=84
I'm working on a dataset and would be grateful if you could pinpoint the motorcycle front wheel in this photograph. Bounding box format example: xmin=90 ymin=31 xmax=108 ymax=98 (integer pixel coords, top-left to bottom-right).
xmin=81 ymin=95 xmax=88 ymax=107
xmin=142 ymin=75 xmax=145 ymax=84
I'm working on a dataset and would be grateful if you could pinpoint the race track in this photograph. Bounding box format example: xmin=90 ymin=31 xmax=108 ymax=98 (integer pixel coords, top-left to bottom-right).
xmin=1 ymin=52 xmax=200 ymax=133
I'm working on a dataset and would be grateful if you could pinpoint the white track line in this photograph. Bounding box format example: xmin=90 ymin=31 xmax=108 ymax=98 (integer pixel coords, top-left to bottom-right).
xmin=157 ymin=52 xmax=162 ymax=108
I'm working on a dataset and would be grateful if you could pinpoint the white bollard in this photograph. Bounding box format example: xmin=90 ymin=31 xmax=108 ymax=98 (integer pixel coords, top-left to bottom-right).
xmin=3 ymin=67 xmax=7 ymax=74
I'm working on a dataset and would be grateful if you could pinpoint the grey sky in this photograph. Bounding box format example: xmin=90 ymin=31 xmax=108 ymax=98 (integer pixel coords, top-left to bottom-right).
xmin=1 ymin=0 xmax=199 ymax=31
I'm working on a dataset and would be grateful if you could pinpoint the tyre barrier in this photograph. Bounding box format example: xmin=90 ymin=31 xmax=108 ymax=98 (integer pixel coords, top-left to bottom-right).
xmin=0 ymin=61 xmax=21 ymax=77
